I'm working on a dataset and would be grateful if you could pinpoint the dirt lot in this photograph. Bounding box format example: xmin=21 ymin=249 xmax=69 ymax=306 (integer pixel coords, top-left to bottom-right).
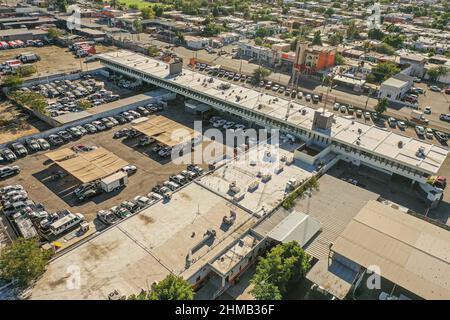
xmin=0 ymin=100 xmax=51 ymax=144
xmin=0 ymin=102 xmax=212 ymax=224
xmin=0 ymin=44 xmax=117 ymax=77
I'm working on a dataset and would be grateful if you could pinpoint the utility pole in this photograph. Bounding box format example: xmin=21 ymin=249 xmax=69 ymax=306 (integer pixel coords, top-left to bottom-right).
xmin=364 ymin=88 xmax=372 ymax=123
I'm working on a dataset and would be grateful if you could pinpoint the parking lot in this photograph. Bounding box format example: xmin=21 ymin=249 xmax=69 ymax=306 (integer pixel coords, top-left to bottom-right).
xmin=0 ymin=44 xmax=116 ymax=78
xmin=21 ymin=74 xmax=131 ymax=118
xmin=0 ymin=101 xmax=212 ymax=224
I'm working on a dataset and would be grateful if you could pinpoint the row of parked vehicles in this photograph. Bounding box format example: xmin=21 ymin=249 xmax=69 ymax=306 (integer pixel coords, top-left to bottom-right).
xmin=0 ymin=39 xmax=44 ymax=50
xmin=25 ymin=75 xmax=120 ymax=117
xmin=0 ymin=102 xmax=164 ymax=164
xmin=195 ymin=62 xmax=319 ymax=101
xmin=0 ymin=184 xmax=86 ymax=240
xmin=152 ymin=165 xmax=205 ymax=198
xmin=96 ymin=165 xmax=205 ymax=225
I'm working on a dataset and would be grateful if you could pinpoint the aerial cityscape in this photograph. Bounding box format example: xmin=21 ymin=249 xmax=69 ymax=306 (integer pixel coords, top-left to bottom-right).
xmin=0 ymin=0 xmax=449 ymax=304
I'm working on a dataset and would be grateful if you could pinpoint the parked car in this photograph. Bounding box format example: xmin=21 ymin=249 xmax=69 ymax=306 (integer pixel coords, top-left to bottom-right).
xmin=397 ymin=121 xmax=406 ymax=130
xmin=121 ymin=165 xmax=137 ymax=175
xmin=415 ymin=126 xmax=425 ymax=136
xmin=57 ymin=130 xmax=73 ymax=142
xmin=11 ymin=143 xmax=28 ymax=157
xmin=424 ymin=106 xmax=431 ymax=114
xmin=0 ymin=148 xmax=17 ymax=162
xmin=83 ymin=123 xmax=97 ymax=134
xmin=434 ymin=131 xmax=448 ymax=143
xmin=429 ymin=85 xmax=441 ymax=92
xmin=47 ymin=134 xmax=64 ymax=146
xmin=439 ymin=114 xmax=450 ymax=122
xmin=0 ymin=166 xmax=20 ymax=179
xmin=114 ymin=128 xmax=130 ymax=139
xmin=425 ymin=128 xmax=434 ymax=139
xmin=25 ymin=138 xmax=41 ymax=152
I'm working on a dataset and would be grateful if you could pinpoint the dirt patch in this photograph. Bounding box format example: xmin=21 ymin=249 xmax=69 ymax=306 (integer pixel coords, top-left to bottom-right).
xmin=0 ymin=100 xmax=51 ymax=144
xmin=138 ymin=214 xmax=155 ymax=225
xmin=179 ymin=192 xmax=192 ymax=201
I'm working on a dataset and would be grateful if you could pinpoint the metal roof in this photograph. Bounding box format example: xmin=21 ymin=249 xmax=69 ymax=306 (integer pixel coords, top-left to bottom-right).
xmin=267 ymin=211 xmax=321 ymax=245
xmin=332 ymin=200 xmax=450 ymax=300
xmin=46 ymin=147 xmax=128 ymax=184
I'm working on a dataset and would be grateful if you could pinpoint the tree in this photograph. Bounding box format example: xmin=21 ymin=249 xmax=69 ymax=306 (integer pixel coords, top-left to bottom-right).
xmin=155 ymin=5 xmax=164 ymax=17
xmin=17 ymin=65 xmax=37 ymax=78
xmin=141 ymin=6 xmax=155 ymax=20
xmin=133 ymin=19 xmax=143 ymax=33
xmin=382 ymin=34 xmax=405 ymax=49
xmin=369 ymin=62 xmax=400 ymax=84
xmin=375 ymin=98 xmax=389 ymax=115
xmin=368 ymin=28 xmax=385 ymax=40
xmin=150 ymin=274 xmax=194 ymax=300
xmin=426 ymin=66 xmax=449 ymax=83
xmin=346 ymin=20 xmax=359 ymax=39
xmin=250 ymin=242 xmax=310 ymax=300
xmin=312 ymin=30 xmax=322 ymax=46
xmin=53 ymin=0 xmax=68 ymax=12
xmin=0 ymin=238 xmax=52 ymax=288
xmin=47 ymin=27 xmax=62 ymax=40
xmin=147 ymin=45 xmax=159 ymax=57
xmin=110 ymin=0 xmax=118 ymax=9
xmin=335 ymin=53 xmax=345 ymax=65
xmin=328 ymin=32 xmax=343 ymax=46
xmin=250 ymin=281 xmax=282 ymax=300
xmin=324 ymin=8 xmax=335 ymax=17
xmin=78 ymin=99 xmax=92 ymax=110
xmin=253 ymin=67 xmax=271 ymax=83
xmin=3 ymin=75 xmax=23 ymax=88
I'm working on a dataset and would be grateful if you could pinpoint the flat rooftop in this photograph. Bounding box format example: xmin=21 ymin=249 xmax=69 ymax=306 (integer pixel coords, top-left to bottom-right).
xmin=196 ymin=143 xmax=313 ymax=215
xmin=31 ymin=183 xmax=257 ymax=299
xmin=333 ymin=200 xmax=450 ymax=300
xmin=97 ymin=50 xmax=448 ymax=175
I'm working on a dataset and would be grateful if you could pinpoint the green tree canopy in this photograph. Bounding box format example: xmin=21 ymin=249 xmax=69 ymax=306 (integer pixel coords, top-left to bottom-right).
xmin=250 ymin=241 xmax=310 ymax=300
xmin=312 ymin=30 xmax=322 ymax=46
xmin=0 ymin=238 xmax=52 ymax=288
xmin=375 ymin=98 xmax=389 ymax=114
xmin=369 ymin=61 xmax=400 ymax=84
xmin=47 ymin=27 xmax=62 ymax=39
xmin=427 ymin=66 xmax=449 ymax=83
xmin=141 ymin=6 xmax=155 ymax=19
xmin=368 ymin=28 xmax=385 ymax=40
xmin=150 ymin=274 xmax=194 ymax=300
xmin=3 ymin=75 xmax=24 ymax=88
xmin=253 ymin=67 xmax=271 ymax=83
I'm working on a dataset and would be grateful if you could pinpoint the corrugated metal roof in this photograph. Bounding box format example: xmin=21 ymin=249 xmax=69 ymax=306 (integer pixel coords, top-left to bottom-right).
xmin=267 ymin=211 xmax=321 ymax=246
xmin=297 ymin=175 xmax=379 ymax=260
xmin=332 ymin=200 xmax=450 ymax=300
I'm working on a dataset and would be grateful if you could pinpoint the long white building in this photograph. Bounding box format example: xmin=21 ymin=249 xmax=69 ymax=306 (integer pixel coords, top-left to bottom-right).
xmin=97 ymin=50 xmax=448 ymax=201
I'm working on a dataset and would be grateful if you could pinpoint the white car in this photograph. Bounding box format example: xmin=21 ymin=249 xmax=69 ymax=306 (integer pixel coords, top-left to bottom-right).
xmin=297 ymin=91 xmax=303 ymax=99
xmin=364 ymin=112 xmax=371 ymax=120
xmin=0 ymin=185 xmax=24 ymax=194
xmin=121 ymin=165 xmax=137 ymax=175
xmin=424 ymin=106 xmax=431 ymax=114
xmin=425 ymin=128 xmax=434 ymax=139
xmin=305 ymin=94 xmax=311 ymax=101
xmin=397 ymin=121 xmax=406 ymax=130
xmin=340 ymin=105 xmax=347 ymax=113
xmin=415 ymin=126 xmax=425 ymax=136
xmin=223 ymin=121 xmax=235 ymax=129
xmin=213 ymin=119 xmax=227 ymax=128
xmin=133 ymin=195 xmax=151 ymax=207
xmin=37 ymin=138 xmax=50 ymax=150
xmin=333 ymin=103 xmax=340 ymax=111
